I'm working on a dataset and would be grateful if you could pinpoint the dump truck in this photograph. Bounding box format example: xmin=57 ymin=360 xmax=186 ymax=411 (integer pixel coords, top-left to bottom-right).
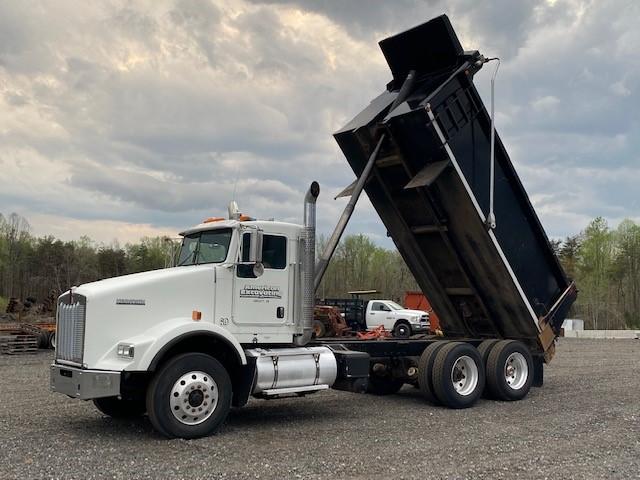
xmin=50 ymin=15 xmax=576 ymax=439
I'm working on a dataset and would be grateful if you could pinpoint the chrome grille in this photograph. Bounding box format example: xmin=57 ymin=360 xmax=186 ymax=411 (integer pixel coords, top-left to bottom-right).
xmin=56 ymin=294 xmax=86 ymax=365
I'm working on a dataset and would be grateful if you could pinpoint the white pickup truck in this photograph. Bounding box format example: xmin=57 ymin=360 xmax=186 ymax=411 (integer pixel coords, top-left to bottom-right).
xmin=365 ymin=300 xmax=429 ymax=338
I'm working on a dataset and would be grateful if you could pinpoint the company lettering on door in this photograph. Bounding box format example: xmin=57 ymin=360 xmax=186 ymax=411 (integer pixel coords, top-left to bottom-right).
xmin=240 ymin=285 xmax=282 ymax=299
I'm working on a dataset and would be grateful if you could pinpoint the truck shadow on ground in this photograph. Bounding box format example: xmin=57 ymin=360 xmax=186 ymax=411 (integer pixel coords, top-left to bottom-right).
xmin=65 ymin=380 xmax=517 ymax=440
xmin=63 ymin=397 xmax=349 ymax=440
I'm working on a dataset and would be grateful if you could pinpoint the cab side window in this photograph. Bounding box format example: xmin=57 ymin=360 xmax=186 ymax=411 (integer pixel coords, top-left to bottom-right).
xmin=262 ymin=235 xmax=286 ymax=269
xmin=238 ymin=233 xmax=287 ymax=278
xmin=371 ymin=302 xmax=388 ymax=312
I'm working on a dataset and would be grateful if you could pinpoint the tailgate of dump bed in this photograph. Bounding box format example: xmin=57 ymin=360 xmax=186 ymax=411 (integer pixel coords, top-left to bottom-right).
xmin=333 ymin=15 xmax=576 ymax=351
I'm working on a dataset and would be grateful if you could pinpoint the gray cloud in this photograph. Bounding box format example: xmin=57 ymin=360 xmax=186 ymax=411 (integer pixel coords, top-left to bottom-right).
xmin=0 ymin=0 xmax=638 ymax=245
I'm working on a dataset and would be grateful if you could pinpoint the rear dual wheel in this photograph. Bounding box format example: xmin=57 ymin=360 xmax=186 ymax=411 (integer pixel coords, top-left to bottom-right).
xmin=485 ymin=340 xmax=533 ymax=401
xmin=417 ymin=340 xmax=533 ymax=408
xmin=430 ymin=342 xmax=485 ymax=409
xmin=417 ymin=342 xmax=485 ymax=408
xmin=417 ymin=342 xmax=447 ymax=404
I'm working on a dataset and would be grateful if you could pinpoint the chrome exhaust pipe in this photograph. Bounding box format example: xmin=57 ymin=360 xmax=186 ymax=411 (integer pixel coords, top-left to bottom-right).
xmin=295 ymin=181 xmax=320 ymax=346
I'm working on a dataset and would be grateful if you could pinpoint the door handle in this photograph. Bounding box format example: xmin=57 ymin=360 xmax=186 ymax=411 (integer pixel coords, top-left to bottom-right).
xmin=277 ymin=307 xmax=285 ymax=318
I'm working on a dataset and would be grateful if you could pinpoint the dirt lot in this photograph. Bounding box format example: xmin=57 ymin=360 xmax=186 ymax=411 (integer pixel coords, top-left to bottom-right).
xmin=0 ymin=338 xmax=639 ymax=480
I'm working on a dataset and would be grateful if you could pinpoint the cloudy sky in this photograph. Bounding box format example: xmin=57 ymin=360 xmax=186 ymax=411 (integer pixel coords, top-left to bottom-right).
xmin=0 ymin=0 xmax=638 ymax=245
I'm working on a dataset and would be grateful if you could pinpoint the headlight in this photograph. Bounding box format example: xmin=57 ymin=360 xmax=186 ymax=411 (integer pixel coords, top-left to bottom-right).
xmin=117 ymin=343 xmax=135 ymax=358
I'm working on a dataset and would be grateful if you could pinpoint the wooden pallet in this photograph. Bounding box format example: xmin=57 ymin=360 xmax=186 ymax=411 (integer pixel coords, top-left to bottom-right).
xmin=0 ymin=334 xmax=39 ymax=354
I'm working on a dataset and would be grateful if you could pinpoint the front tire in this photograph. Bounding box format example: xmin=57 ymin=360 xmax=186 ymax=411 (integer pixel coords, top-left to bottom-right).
xmin=393 ymin=321 xmax=411 ymax=339
xmin=146 ymin=353 xmax=232 ymax=439
xmin=93 ymin=396 xmax=146 ymax=418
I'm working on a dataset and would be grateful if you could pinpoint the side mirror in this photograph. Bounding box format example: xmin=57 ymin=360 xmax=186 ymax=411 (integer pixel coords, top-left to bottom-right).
xmin=248 ymin=230 xmax=263 ymax=263
xmin=253 ymin=262 xmax=264 ymax=277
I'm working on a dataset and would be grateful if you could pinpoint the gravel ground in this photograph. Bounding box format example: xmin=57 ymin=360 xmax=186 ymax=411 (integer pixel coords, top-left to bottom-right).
xmin=0 ymin=338 xmax=639 ymax=480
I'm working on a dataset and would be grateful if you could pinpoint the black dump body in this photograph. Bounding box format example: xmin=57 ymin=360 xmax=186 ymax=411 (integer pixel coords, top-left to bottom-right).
xmin=334 ymin=15 xmax=577 ymax=353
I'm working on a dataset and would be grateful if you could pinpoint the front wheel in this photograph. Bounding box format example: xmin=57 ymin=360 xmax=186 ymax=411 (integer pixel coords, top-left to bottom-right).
xmin=93 ymin=396 xmax=146 ymax=418
xmin=146 ymin=353 xmax=232 ymax=439
xmin=393 ymin=321 xmax=411 ymax=339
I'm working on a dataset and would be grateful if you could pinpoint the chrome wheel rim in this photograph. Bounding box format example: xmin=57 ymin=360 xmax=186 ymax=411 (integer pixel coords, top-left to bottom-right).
xmin=396 ymin=325 xmax=409 ymax=337
xmin=504 ymin=352 xmax=528 ymax=390
xmin=170 ymin=371 xmax=218 ymax=425
xmin=451 ymin=355 xmax=478 ymax=396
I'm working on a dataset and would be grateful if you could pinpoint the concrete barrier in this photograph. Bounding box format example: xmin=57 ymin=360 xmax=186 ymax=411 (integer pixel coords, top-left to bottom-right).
xmin=563 ymin=330 xmax=640 ymax=339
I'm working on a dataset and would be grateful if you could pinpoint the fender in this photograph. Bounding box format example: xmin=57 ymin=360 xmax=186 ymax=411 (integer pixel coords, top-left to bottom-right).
xmin=102 ymin=318 xmax=247 ymax=372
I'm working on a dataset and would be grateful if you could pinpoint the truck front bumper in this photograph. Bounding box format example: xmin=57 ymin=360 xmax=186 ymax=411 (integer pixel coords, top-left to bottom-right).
xmin=411 ymin=322 xmax=430 ymax=333
xmin=50 ymin=363 xmax=121 ymax=400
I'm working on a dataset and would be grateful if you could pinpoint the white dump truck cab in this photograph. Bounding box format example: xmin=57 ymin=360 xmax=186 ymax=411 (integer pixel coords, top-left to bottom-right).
xmin=50 ymin=183 xmax=370 ymax=438
xmin=365 ymin=300 xmax=429 ymax=338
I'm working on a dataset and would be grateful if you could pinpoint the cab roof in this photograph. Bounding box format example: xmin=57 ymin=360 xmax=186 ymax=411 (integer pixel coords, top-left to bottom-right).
xmin=180 ymin=219 xmax=301 ymax=237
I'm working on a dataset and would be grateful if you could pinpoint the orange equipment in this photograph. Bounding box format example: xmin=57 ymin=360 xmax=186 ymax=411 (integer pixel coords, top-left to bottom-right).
xmin=404 ymin=291 xmax=441 ymax=333
xmin=356 ymin=325 xmax=391 ymax=340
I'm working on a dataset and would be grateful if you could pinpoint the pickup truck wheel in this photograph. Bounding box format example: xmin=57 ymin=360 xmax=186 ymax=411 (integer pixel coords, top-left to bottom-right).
xmin=417 ymin=341 xmax=448 ymax=404
xmin=49 ymin=332 xmax=56 ymax=349
xmin=432 ymin=342 xmax=484 ymax=409
xmin=486 ymin=340 xmax=533 ymax=401
xmin=366 ymin=375 xmax=404 ymax=395
xmin=93 ymin=396 xmax=146 ymax=418
xmin=393 ymin=321 xmax=411 ymax=339
xmin=147 ymin=353 xmax=232 ymax=439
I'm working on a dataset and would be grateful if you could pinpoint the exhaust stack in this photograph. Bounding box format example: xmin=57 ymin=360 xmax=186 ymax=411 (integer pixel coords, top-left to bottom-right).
xmin=295 ymin=181 xmax=320 ymax=346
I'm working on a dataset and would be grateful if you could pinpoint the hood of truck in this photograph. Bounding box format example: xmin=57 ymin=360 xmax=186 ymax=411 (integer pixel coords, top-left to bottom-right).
xmin=395 ymin=309 xmax=428 ymax=319
xmin=76 ymin=266 xmax=209 ymax=299
xmin=70 ymin=265 xmax=219 ymax=368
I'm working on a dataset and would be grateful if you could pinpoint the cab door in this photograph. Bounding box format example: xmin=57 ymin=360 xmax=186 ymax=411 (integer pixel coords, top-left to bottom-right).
xmin=368 ymin=301 xmax=395 ymax=330
xmin=233 ymin=232 xmax=290 ymax=329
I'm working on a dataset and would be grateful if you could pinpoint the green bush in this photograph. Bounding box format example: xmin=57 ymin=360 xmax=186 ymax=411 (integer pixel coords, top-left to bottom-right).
xmin=0 ymin=296 xmax=7 ymax=314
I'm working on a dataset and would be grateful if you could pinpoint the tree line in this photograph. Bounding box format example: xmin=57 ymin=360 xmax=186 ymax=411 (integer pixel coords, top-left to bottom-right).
xmin=0 ymin=213 xmax=177 ymax=311
xmin=552 ymin=217 xmax=640 ymax=330
xmin=0 ymin=212 xmax=638 ymax=329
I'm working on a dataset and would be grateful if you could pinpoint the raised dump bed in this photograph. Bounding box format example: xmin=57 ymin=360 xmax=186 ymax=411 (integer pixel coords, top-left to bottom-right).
xmin=334 ymin=15 xmax=576 ymax=357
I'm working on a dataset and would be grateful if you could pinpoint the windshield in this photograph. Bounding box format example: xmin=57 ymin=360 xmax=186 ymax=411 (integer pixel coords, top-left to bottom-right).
xmin=177 ymin=229 xmax=232 ymax=266
xmin=386 ymin=301 xmax=404 ymax=310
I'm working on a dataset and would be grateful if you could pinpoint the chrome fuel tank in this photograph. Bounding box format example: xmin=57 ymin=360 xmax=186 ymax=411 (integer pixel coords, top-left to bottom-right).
xmin=246 ymin=346 xmax=337 ymax=396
